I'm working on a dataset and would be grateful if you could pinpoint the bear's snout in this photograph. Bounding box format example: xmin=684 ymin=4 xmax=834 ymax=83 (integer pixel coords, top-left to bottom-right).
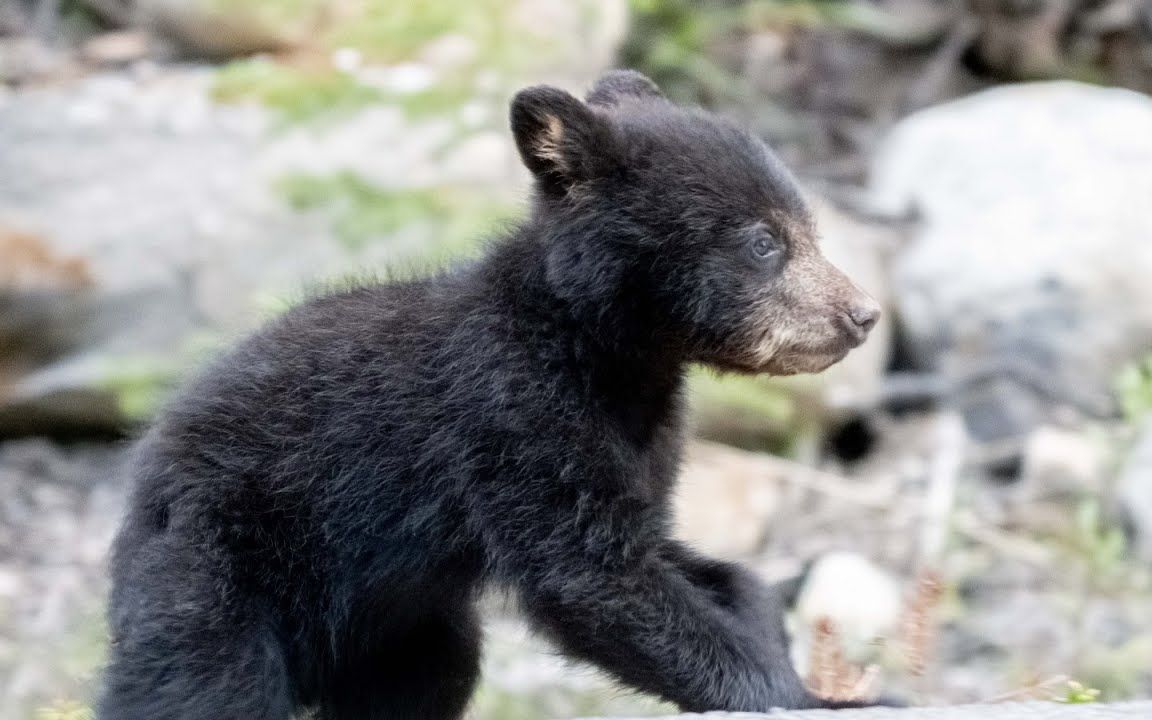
xmin=839 ymin=295 xmax=881 ymax=346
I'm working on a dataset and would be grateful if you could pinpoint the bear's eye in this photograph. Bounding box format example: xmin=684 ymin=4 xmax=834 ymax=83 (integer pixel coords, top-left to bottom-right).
xmin=749 ymin=227 xmax=780 ymax=259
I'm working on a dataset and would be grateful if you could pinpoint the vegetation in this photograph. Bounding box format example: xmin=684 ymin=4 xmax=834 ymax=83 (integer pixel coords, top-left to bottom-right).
xmin=687 ymin=368 xmax=817 ymax=456
xmin=210 ymin=0 xmax=555 ymax=126
xmin=276 ymin=171 xmax=517 ymax=258
xmin=1117 ymin=354 xmax=1152 ymax=423
xmin=212 ymin=58 xmax=383 ymax=125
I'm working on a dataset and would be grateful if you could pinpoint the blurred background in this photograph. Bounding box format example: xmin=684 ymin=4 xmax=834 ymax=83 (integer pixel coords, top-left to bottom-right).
xmin=2 ymin=1 xmax=1152 ymax=718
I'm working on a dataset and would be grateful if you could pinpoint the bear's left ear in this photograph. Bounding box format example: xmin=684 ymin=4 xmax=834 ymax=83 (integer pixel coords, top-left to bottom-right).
xmin=510 ymin=85 xmax=610 ymax=189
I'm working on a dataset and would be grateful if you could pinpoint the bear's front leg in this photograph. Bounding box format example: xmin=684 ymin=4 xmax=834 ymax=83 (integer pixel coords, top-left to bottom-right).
xmin=519 ymin=543 xmax=821 ymax=712
xmin=488 ymin=485 xmax=824 ymax=713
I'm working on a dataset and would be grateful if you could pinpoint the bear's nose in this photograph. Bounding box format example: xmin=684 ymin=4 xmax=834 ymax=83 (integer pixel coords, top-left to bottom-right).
xmin=847 ymin=301 xmax=881 ymax=334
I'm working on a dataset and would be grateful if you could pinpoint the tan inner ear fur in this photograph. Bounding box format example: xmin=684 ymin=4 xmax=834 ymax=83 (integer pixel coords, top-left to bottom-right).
xmin=533 ymin=114 xmax=567 ymax=171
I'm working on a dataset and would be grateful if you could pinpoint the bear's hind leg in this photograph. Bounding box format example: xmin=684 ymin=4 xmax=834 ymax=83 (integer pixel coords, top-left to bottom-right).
xmin=97 ymin=613 xmax=294 ymax=720
xmin=320 ymin=602 xmax=482 ymax=720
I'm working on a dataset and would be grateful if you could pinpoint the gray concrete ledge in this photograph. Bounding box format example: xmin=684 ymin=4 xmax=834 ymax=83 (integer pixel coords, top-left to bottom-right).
xmin=575 ymin=701 xmax=1152 ymax=719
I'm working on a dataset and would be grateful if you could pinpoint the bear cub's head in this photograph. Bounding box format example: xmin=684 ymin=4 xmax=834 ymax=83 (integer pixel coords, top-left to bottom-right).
xmin=510 ymin=70 xmax=880 ymax=376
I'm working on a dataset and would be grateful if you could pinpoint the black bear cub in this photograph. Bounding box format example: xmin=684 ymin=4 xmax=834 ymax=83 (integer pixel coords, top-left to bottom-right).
xmin=100 ymin=70 xmax=881 ymax=720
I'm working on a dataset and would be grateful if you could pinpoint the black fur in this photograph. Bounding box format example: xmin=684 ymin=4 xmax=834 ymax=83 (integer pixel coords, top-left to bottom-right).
xmin=99 ymin=70 xmax=880 ymax=720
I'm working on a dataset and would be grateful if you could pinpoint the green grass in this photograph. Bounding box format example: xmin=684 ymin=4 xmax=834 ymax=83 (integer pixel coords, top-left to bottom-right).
xmin=208 ymin=0 xmax=565 ymax=126
xmin=687 ymin=367 xmax=823 ymax=455
xmin=326 ymin=0 xmax=514 ymax=63
xmin=212 ymin=58 xmax=383 ymax=125
xmin=97 ymin=357 xmax=180 ymax=422
xmin=276 ymin=171 xmax=517 ymax=257
xmin=1117 ymin=354 xmax=1152 ymax=423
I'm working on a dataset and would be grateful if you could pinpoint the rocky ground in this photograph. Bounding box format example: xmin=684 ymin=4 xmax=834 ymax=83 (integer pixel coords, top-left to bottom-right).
xmin=3 ymin=2 xmax=1152 ymax=719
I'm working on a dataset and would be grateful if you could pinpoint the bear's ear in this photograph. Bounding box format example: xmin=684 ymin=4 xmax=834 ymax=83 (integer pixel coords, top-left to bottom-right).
xmin=510 ymin=85 xmax=609 ymax=187
xmin=586 ymin=69 xmax=664 ymax=108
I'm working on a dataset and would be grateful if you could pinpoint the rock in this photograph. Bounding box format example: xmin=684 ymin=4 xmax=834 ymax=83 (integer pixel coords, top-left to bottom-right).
xmin=0 ymin=440 xmax=127 ymax=719
xmin=80 ymin=30 xmax=153 ymax=67
xmin=791 ymin=551 xmax=903 ymax=671
xmin=1117 ymin=418 xmax=1152 ymax=562
xmin=0 ymin=8 xmax=630 ymax=436
xmin=135 ymin=0 xmax=325 ymax=58
xmin=869 ymin=82 xmax=1152 ymax=444
xmin=0 ymin=36 xmax=70 ymax=85
xmin=0 ymin=70 xmax=333 ymax=434
xmin=673 ymin=441 xmax=788 ymax=558
xmin=1018 ymin=425 xmax=1108 ymax=499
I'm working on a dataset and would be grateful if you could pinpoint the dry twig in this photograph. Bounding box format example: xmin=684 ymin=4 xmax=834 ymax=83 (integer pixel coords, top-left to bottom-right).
xmin=806 ymin=616 xmax=879 ymax=702
xmin=899 ymin=569 xmax=945 ymax=678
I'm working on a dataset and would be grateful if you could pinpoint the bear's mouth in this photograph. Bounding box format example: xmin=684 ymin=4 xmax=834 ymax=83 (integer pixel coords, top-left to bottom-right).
xmin=706 ymin=344 xmax=851 ymax=377
xmin=762 ymin=347 xmax=851 ymax=376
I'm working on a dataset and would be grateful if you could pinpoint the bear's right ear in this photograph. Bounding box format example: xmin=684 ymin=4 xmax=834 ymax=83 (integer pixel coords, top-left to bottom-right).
xmin=510 ymin=85 xmax=609 ymax=189
xmin=586 ymin=69 xmax=665 ymax=108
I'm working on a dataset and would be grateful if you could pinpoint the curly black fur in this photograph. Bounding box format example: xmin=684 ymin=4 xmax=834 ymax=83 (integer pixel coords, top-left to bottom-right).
xmin=99 ymin=70 xmax=881 ymax=720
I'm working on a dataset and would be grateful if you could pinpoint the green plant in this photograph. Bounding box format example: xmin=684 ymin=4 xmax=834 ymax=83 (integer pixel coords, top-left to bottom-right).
xmin=213 ymin=58 xmax=382 ymax=125
xmin=620 ymin=0 xmax=743 ymax=105
xmin=686 ymin=368 xmax=827 ymax=456
xmin=326 ymin=0 xmax=518 ymax=63
xmin=1075 ymin=499 xmax=1128 ymax=575
xmin=276 ymin=171 xmax=516 ymax=258
xmin=99 ymin=357 xmax=180 ymax=422
xmin=1058 ymin=680 xmax=1101 ymax=704
xmin=1116 ymin=354 xmax=1152 ymax=423
xmin=35 ymin=702 xmax=92 ymax=720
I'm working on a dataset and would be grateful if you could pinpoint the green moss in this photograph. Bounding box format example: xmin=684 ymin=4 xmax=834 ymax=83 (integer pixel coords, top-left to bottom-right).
xmin=276 ymin=171 xmax=517 ymax=257
xmin=621 ymin=0 xmax=744 ymax=105
xmin=323 ymin=0 xmax=541 ymax=68
xmin=326 ymin=0 xmax=494 ymax=62
xmin=1117 ymin=354 xmax=1152 ymax=423
xmin=203 ymin=0 xmax=327 ymax=26
xmin=687 ymin=367 xmax=822 ymax=455
xmin=1058 ymin=680 xmax=1102 ymax=704
xmin=622 ymin=1 xmax=934 ymax=107
xmin=278 ymin=173 xmax=440 ymax=249
xmin=97 ymin=357 xmax=180 ymax=423
xmin=27 ymin=608 xmax=107 ymax=720
xmin=213 ymin=58 xmax=382 ymax=125
xmin=744 ymin=0 xmax=907 ymax=36
xmin=34 ymin=702 xmax=92 ymax=720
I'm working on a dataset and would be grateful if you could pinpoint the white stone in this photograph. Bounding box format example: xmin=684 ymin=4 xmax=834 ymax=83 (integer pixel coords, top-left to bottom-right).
xmin=869 ymin=82 xmax=1152 ymax=437
xmin=792 ymin=551 xmax=903 ymax=670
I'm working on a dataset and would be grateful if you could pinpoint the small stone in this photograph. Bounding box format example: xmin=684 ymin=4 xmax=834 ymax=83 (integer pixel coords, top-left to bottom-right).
xmin=792 ymin=551 xmax=903 ymax=669
xmin=81 ymin=31 xmax=152 ymax=67
xmin=1019 ymin=425 xmax=1107 ymax=497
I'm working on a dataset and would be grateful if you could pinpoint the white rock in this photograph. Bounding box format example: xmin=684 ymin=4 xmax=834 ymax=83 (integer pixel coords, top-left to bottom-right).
xmin=869 ymin=82 xmax=1152 ymax=440
xmin=1019 ymin=425 xmax=1107 ymax=497
xmin=792 ymin=551 xmax=903 ymax=670
xmin=673 ymin=441 xmax=787 ymax=558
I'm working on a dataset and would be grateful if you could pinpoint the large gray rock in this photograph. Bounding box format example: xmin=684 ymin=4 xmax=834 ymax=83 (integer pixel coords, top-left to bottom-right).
xmin=134 ymin=0 xmax=325 ymax=57
xmin=0 ymin=70 xmax=330 ymax=433
xmin=0 ymin=10 xmax=630 ymax=436
xmin=869 ymin=82 xmax=1152 ymax=443
xmin=0 ymin=69 xmax=512 ymax=434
